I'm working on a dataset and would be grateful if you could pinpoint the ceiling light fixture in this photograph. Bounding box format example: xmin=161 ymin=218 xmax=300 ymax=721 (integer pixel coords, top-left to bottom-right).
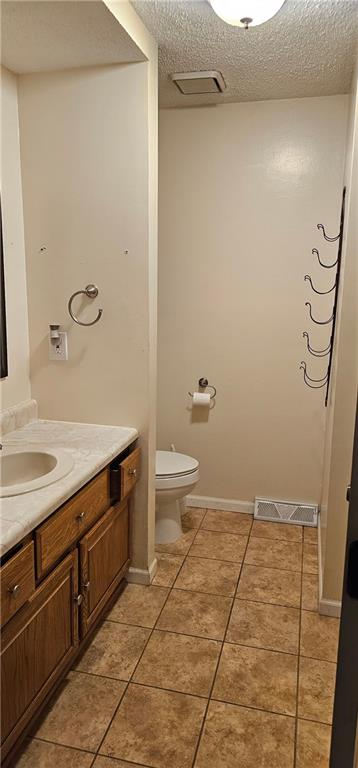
xmin=209 ymin=0 xmax=286 ymax=28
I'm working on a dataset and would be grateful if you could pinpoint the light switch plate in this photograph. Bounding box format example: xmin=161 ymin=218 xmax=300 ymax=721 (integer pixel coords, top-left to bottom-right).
xmin=49 ymin=331 xmax=68 ymax=361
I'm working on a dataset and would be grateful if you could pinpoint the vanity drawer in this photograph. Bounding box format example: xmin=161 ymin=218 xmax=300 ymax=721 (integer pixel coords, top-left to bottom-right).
xmin=120 ymin=447 xmax=141 ymax=499
xmin=1 ymin=541 xmax=35 ymax=627
xmin=36 ymin=469 xmax=110 ymax=578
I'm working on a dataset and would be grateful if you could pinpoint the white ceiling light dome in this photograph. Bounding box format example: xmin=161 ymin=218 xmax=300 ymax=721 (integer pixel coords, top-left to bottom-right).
xmin=209 ymin=0 xmax=286 ymax=28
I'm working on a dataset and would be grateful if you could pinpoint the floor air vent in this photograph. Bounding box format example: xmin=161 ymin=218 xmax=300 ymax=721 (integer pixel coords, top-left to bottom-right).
xmin=254 ymin=498 xmax=318 ymax=527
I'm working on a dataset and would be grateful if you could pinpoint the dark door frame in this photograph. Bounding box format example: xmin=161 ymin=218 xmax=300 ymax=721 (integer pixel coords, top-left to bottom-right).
xmin=330 ymin=395 xmax=358 ymax=767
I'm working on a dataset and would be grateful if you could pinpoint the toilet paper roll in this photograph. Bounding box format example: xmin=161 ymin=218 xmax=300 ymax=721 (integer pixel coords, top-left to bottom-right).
xmin=192 ymin=392 xmax=211 ymax=407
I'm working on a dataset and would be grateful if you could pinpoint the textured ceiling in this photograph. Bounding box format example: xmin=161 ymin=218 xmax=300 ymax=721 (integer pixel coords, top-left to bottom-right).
xmin=131 ymin=0 xmax=358 ymax=107
xmin=1 ymin=1 xmax=145 ymax=74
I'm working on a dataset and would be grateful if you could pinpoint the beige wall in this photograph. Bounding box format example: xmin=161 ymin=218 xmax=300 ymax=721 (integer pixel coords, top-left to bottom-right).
xmin=0 ymin=66 xmax=30 ymax=409
xmin=105 ymin=0 xmax=159 ymax=566
xmin=18 ymin=54 xmax=158 ymax=573
xmin=320 ymin=64 xmax=358 ymax=605
xmin=158 ymin=96 xmax=348 ymax=504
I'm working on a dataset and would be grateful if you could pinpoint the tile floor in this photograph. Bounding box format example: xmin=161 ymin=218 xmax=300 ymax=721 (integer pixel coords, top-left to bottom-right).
xmin=15 ymin=509 xmax=340 ymax=768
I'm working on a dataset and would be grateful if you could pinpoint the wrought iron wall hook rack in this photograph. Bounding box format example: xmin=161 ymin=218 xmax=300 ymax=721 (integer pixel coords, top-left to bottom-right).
xmin=304 ymin=275 xmax=336 ymax=295
xmin=303 ymin=332 xmax=331 ymax=358
xmin=312 ymin=248 xmax=338 ymax=268
xmin=301 ymin=186 xmax=346 ymax=406
xmin=300 ymin=361 xmax=329 ymax=389
xmin=305 ymin=302 xmax=333 ymax=325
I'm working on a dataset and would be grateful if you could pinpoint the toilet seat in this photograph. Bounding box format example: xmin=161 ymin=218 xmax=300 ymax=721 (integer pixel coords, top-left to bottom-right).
xmin=155 ymin=450 xmax=200 ymax=491
xmin=156 ymin=450 xmax=199 ymax=478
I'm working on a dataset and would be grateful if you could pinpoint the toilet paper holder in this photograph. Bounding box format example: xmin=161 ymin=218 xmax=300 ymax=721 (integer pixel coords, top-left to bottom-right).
xmin=188 ymin=378 xmax=217 ymax=400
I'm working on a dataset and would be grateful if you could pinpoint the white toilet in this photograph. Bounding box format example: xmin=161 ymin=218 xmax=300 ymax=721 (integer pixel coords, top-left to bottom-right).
xmin=155 ymin=450 xmax=199 ymax=544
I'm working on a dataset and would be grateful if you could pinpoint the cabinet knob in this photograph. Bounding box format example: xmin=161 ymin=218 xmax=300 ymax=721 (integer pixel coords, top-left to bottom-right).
xmin=128 ymin=468 xmax=137 ymax=477
xmin=83 ymin=581 xmax=90 ymax=591
xmin=74 ymin=594 xmax=83 ymax=606
xmin=76 ymin=511 xmax=86 ymax=521
xmin=8 ymin=584 xmax=20 ymax=597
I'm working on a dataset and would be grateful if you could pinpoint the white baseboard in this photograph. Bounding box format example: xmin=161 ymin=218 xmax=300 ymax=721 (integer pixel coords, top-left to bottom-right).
xmin=317 ymin=514 xmax=342 ymax=618
xmin=186 ymin=494 xmax=254 ymax=514
xmin=318 ymin=598 xmax=341 ymax=618
xmin=127 ymin=557 xmax=158 ymax=585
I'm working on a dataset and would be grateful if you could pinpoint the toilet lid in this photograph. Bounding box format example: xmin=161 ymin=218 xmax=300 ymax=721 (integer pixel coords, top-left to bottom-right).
xmin=156 ymin=450 xmax=199 ymax=477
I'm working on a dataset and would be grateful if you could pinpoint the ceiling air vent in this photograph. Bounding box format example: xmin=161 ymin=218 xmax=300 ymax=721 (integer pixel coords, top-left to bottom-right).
xmin=171 ymin=70 xmax=226 ymax=95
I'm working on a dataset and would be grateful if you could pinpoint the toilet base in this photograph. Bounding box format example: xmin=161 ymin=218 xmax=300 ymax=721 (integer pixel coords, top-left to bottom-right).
xmin=155 ymin=498 xmax=185 ymax=544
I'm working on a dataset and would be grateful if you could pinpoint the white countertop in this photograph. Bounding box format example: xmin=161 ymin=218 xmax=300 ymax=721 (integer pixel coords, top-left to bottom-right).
xmin=0 ymin=419 xmax=138 ymax=557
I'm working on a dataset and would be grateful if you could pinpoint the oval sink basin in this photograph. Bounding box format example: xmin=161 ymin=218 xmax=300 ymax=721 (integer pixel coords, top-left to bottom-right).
xmin=0 ymin=447 xmax=74 ymax=497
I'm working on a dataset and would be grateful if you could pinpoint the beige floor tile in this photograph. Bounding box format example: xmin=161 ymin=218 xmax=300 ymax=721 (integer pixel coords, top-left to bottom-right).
xmin=202 ymin=509 xmax=252 ymax=536
xmin=155 ymin=528 xmax=197 ymax=555
xmin=303 ymin=543 xmax=319 ymax=574
xmin=251 ymin=520 xmax=303 ymax=542
xmin=298 ymin=656 xmax=336 ymax=724
xmin=195 ymin=700 xmax=295 ymax=768
xmin=74 ymin=621 xmax=150 ymax=680
xmin=107 ymin=584 xmax=169 ymax=628
xmin=304 ymin=526 xmax=318 ymax=544
xmin=100 ymin=683 xmax=206 ymax=768
xmin=93 ymin=759 xmax=144 ymax=768
xmin=226 ymin=599 xmax=300 ymax=654
xmin=296 ymin=719 xmax=331 ymax=768
xmin=213 ymin=643 xmax=298 ymax=716
xmin=182 ymin=507 xmax=206 ymax=529
xmin=14 ymin=739 xmax=93 ymax=768
xmin=153 ymin=553 xmax=184 ymax=587
xmin=35 ymin=671 xmax=125 ymax=751
xmin=302 ymin=573 xmax=319 ymax=611
xmin=300 ymin=611 xmax=340 ymax=662
xmin=174 ymin=556 xmax=241 ymax=596
xmin=236 ymin=564 xmax=301 ymax=608
xmin=188 ymin=529 xmax=247 ymax=563
xmin=156 ymin=589 xmax=232 ymax=640
xmin=245 ymin=537 xmax=302 ymax=572
xmin=133 ymin=629 xmax=221 ymax=696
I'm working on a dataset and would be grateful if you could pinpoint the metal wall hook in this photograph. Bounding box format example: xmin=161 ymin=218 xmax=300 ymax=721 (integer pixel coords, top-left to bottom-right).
xmin=304 ymin=275 xmax=336 ymax=295
xmin=312 ymin=248 xmax=338 ymax=269
xmin=303 ymin=332 xmax=331 ymax=357
xmin=305 ymin=302 xmax=333 ymax=325
xmin=317 ymin=223 xmax=340 ymax=242
xmin=68 ymin=284 xmax=103 ymax=326
xmin=300 ymin=361 xmax=329 ymax=389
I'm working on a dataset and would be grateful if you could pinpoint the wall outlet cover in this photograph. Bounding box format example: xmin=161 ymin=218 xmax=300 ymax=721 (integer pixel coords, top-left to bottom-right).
xmin=49 ymin=331 xmax=68 ymax=361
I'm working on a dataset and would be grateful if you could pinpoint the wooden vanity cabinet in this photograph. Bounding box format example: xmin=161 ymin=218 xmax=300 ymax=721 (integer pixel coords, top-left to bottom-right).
xmin=1 ymin=540 xmax=35 ymax=626
xmin=0 ymin=443 xmax=139 ymax=766
xmin=79 ymin=498 xmax=129 ymax=636
xmin=1 ymin=551 xmax=79 ymax=757
xmin=36 ymin=469 xmax=110 ymax=579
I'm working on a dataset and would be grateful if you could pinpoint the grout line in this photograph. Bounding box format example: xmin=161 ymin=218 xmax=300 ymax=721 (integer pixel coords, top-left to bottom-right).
xmin=235 ymin=595 xmax=301 ymax=609
xmin=94 ymin=556 xmax=177 ymax=759
xmin=223 ymin=638 xmax=300 ymax=657
xmin=293 ymin=522 xmax=305 ymax=768
xmin=95 ymin=522 xmax=204 ymax=761
xmin=209 ymin=696 xmax=297 ymax=719
xmin=189 ymin=525 xmax=253 ymax=768
xmin=71 ymin=669 xmax=214 ymax=701
xmin=31 ymin=736 xmax=96 ymax=757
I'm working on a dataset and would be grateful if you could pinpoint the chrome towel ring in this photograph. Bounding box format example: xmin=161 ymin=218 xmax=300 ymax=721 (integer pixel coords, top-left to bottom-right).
xmin=68 ymin=284 xmax=103 ymax=326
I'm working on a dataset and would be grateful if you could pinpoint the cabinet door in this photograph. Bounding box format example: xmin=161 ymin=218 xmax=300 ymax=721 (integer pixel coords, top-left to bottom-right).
xmin=80 ymin=500 xmax=129 ymax=637
xmin=1 ymin=551 xmax=79 ymax=759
